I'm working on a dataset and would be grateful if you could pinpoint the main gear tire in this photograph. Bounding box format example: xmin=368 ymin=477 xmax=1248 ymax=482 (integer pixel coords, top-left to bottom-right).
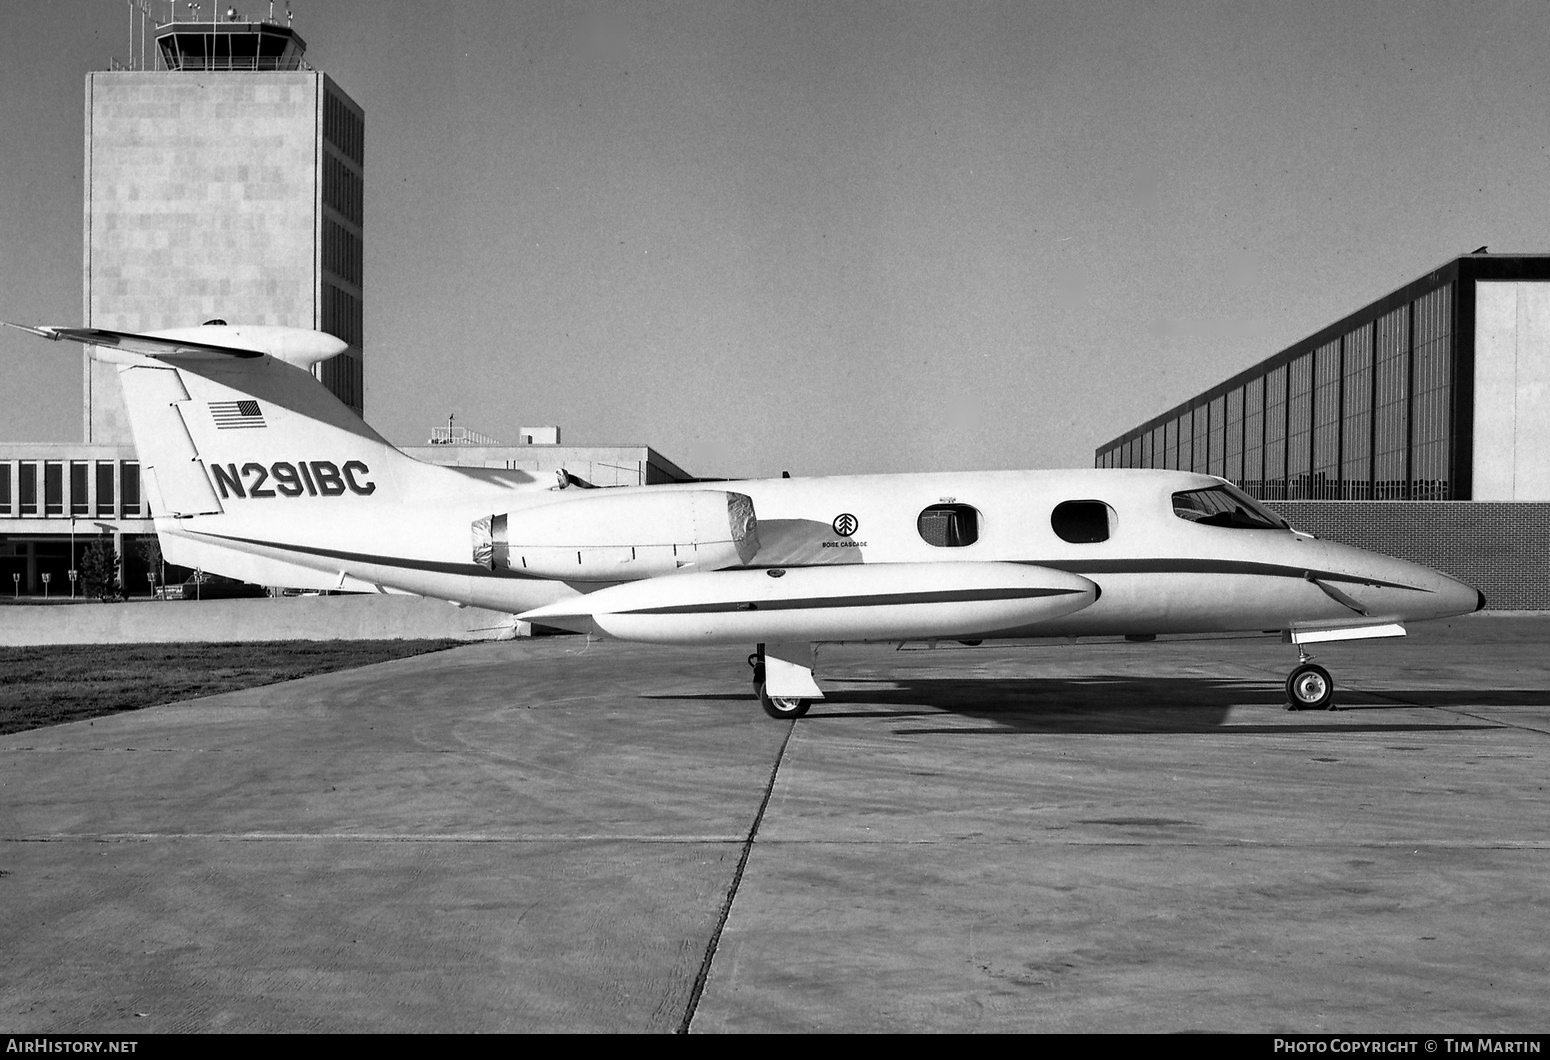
xmin=758 ymin=683 xmax=810 ymax=720
xmin=1285 ymin=663 xmax=1335 ymax=711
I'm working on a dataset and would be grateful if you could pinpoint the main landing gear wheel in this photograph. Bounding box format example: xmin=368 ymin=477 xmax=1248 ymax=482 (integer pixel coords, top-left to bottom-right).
xmin=1285 ymin=662 xmax=1335 ymax=711
xmin=758 ymin=683 xmax=811 ymax=720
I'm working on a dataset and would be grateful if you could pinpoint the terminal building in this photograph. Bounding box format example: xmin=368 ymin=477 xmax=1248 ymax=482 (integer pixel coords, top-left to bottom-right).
xmin=1095 ymin=252 xmax=1550 ymax=609
xmin=1 ymin=11 xmax=690 ymax=598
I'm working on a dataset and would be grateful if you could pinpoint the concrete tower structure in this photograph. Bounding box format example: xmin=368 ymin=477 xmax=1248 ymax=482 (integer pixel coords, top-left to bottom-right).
xmin=83 ymin=13 xmax=364 ymax=442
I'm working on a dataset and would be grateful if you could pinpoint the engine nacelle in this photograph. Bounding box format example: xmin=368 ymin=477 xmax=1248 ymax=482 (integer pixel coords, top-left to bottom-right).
xmin=472 ymin=490 xmax=759 ymax=582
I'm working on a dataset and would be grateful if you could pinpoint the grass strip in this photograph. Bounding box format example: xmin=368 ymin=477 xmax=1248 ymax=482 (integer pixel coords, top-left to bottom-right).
xmin=0 ymin=640 xmax=462 ymax=735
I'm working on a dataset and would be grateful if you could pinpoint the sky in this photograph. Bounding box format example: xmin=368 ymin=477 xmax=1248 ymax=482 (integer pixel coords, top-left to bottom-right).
xmin=2 ymin=0 xmax=1548 ymax=479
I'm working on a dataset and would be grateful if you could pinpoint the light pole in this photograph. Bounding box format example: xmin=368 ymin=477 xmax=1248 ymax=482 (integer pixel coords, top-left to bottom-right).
xmin=70 ymin=516 xmax=76 ymax=598
xmin=41 ymin=572 xmax=51 ymax=600
xmin=69 ymin=569 xmax=78 ymax=599
xmin=147 ymin=572 xmax=157 ymax=600
xmin=11 ymin=572 xmax=18 ymax=599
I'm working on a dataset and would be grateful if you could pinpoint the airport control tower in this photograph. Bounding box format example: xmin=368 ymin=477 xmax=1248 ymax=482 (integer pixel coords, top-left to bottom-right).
xmin=83 ymin=9 xmax=364 ymax=441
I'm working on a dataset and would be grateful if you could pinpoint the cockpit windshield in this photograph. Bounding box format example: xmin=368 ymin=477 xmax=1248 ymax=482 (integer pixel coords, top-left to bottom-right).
xmin=1172 ymin=484 xmax=1288 ymax=530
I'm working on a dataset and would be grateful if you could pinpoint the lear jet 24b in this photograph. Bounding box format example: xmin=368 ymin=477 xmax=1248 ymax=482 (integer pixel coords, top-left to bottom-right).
xmin=7 ymin=321 xmax=1485 ymax=717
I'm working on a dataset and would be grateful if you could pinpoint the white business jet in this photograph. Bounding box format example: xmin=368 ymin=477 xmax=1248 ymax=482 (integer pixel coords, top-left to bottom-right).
xmin=7 ymin=321 xmax=1484 ymax=718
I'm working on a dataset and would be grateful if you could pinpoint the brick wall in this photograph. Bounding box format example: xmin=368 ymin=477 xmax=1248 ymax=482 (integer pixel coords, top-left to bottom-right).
xmin=1265 ymin=502 xmax=1550 ymax=611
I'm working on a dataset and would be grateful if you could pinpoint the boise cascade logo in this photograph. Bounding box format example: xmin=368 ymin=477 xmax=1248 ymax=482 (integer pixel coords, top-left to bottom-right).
xmin=832 ymin=513 xmax=859 ymax=537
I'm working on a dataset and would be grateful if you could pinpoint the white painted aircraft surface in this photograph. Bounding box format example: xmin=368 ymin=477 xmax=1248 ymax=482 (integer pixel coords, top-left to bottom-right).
xmin=7 ymin=321 xmax=1485 ymax=718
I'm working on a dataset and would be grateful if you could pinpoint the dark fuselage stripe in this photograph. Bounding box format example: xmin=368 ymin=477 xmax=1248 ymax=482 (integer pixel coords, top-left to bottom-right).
xmin=620 ymin=586 xmax=1084 ymax=616
xmin=1028 ymin=558 xmax=1428 ymax=592
xmin=184 ymin=532 xmax=541 ymax=579
xmin=179 ymin=532 xmax=1430 ymax=593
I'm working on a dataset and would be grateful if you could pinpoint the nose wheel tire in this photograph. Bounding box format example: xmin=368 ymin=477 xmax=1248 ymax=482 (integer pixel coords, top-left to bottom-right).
xmin=758 ymin=683 xmax=811 ymax=720
xmin=1285 ymin=663 xmax=1335 ymax=711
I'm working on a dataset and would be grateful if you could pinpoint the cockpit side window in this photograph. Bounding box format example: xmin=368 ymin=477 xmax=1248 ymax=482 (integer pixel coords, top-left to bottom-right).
xmin=1172 ymin=485 xmax=1287 ymax=530
xmin=918 ymin=504 xmax=980 ymax=547
xmin=1051 ymin=500 xmax=1113 ymax=543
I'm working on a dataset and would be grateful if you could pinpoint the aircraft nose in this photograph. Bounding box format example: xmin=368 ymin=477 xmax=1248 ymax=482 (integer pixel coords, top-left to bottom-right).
xmin=1306 ymin=539 xmax=1483 ymax=622
xmin=1430 ymin=571 xmax=1485 ymax=619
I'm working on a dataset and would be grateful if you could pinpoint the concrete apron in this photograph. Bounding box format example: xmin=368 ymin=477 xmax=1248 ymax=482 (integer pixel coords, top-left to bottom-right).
xmin=0 ymin=616 xmax=1547 ymax=1031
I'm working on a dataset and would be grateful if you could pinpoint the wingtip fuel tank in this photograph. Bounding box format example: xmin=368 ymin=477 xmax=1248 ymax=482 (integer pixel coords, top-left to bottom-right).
xmin=518 ymin=561 xmax=1100 ymax=644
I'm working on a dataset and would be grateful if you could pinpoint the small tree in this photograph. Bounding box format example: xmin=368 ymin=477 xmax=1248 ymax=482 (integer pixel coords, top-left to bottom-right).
xmin=80 ymin=539 xmax=121 ymax=602
xmin=136 ymin=536 xmax=163 ymax=592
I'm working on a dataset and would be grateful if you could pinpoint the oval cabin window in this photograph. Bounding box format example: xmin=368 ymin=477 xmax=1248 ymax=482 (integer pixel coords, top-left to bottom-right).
xmin=1051 ymin=500 xmax=1112 ymax=544
xmin=917 ymin=504 xmax=980 ymax=547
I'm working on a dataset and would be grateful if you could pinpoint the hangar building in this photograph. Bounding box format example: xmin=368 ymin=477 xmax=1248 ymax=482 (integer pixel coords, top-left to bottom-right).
xmin=1095 ymin=252 xmax=1550 ymax=609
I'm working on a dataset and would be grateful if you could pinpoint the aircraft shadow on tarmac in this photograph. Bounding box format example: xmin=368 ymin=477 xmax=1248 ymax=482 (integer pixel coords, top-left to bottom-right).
xmin=648 ymin=676 xmax=1525 ymax=735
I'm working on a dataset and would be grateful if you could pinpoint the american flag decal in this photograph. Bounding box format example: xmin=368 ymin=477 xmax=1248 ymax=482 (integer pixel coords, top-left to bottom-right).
xmin=209 ymin=399 xmax=265 ymax=429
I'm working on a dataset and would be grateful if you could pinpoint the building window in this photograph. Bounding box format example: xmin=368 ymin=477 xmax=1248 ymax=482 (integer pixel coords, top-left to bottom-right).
xmin=1311 ymin=339 xmax=1342 ymax=498
xmin=321 ymin=282 xmax=362 ymax=349
xmin=44 ymin=462 xmax=63 ymax=516
xmin=323 ymin=152 xmax=363 ymax=227
xmin=917 ymin=504 xmax=980 ymax=547
xmin=0 ymin=464 xmax=10 ymax=515
xmin=1410 ymin=285 xmax=1452 ymax=499
xmin=1207 ymin=395 xmax=1226 ymax=478
xmin=121 ymin=461 xmax=141 ymax=517
xmin=96 ymin=462 xmax=116 ymax=517
xmin=70 ymin=462 xmax=89 ymax=516
xmin=1177 ymin=413 xmax=1194 ymax=472
xmin=1051 ymin=500 xmax=1113 ymax=543
xmin=19 ymin=462 xmax=37 ymax=516
xmin=1242 ymin=376 xmax=1264 ymax=496
xmin=1285 ymin=352 xmax=1314 ymax=498
xmin=1223 ymin=386 xmax=1244 ymax=485
xmin=1193 ymin=404 xmax=1209 ymax=474
xmin=1374 ymin=304 xmax=1410 ymax=499
xmin=1261 ymin=365 xmax=1288 ymax=500
xmin=1341 ymin=323 xmax=1374 ymax=499
xmin=323 ymin=218 xmax=362 ymax=288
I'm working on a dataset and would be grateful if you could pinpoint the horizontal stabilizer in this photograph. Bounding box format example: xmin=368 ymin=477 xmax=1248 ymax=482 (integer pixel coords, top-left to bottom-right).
xmin=2 ymin=322 xmax=347 ymax=368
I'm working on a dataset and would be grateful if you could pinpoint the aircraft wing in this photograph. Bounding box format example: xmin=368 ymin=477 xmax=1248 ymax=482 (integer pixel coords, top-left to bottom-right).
xmin=2 ymin=322 xmax=264 ymax=360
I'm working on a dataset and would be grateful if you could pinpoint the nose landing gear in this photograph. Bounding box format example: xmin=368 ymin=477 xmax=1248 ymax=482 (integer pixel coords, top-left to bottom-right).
xmin=1285 ymin=647 xmax=1335 ymax=711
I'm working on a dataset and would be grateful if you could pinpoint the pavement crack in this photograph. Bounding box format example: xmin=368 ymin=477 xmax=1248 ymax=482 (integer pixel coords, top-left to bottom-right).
xmin=1350 ymin=689 xmax=1550 ymax=738
xmin=678 ymin=719 xmax=795 ymax=1034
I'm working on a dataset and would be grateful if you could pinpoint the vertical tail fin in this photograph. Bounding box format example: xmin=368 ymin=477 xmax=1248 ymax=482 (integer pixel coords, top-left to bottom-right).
xmin=8 ymin=322 xmax=540 ymax=591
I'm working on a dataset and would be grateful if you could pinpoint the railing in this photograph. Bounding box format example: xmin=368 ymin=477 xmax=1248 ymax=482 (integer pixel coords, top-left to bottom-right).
xmin=161 ymin=55 xmax=313 ymax=72
xmin=427 ymin=427 xmax=502 ymax=447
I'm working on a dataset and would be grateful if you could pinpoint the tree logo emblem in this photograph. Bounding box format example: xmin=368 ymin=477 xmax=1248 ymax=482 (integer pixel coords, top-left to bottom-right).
xmin=832 ymin=513 xmax=859 ymax=537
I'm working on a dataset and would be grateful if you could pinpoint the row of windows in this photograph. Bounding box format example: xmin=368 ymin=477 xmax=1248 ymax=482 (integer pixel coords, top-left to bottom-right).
xmin=0 ymin=461 xmax=143 ymax=519
xmin=323 ymin=218 xmax=363 ymax=288
xmin=916 ymin=501 xmax=1113 ymax=547
xmin=317 ymin=351 xmax=364 ymax=417
xmin=323 ymin=92 xmax=363 ymax=166
xmin=1098 ymin=283 xmax=1455 ymax=500
xmin=321 ymin=281 xmax=363 ymax=351
xmin=913 ymin=487 xmax=1280 ymax=549
xmin=323 ymin=152 xmax=363 ymax=227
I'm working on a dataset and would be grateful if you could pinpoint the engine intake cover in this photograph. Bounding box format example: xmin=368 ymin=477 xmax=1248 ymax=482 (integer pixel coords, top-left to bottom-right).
xmin=473 ymin=490 xmax=759 ymax=581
